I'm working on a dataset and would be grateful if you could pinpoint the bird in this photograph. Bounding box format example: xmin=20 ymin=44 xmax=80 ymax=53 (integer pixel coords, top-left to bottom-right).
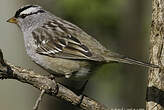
xmin=7 ymin=5 xmax=158 ymax=80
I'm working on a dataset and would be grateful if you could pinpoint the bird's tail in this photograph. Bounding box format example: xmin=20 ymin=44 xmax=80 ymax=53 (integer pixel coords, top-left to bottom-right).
xmin=104 ymin=51 xmax=158 ymax=68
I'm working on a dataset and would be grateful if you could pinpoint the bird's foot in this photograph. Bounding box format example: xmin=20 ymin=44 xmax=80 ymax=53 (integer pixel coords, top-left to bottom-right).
xmin=68 ymin=80 xmax=88 ymax=106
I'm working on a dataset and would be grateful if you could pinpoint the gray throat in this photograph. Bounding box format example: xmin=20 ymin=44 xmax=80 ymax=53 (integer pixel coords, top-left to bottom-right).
xmin=23 ymin=31 xmax=38 ymax=59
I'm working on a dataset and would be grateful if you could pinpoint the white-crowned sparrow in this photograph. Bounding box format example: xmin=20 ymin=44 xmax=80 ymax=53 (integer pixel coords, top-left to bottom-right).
xmin=7 ymin=5 xmax=158 ymax=79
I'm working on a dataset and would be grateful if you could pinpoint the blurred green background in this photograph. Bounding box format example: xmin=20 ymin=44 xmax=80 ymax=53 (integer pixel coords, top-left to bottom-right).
xmin=0 ymin=0 xmax=151 ymax=109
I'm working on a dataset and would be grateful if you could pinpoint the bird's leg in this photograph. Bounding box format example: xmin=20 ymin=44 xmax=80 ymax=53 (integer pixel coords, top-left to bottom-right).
xmin=54 ymin=79 xmax=89 ymax=106
xmin=76 ymin=80 xmax=88 ymax=95
xmin=58 ymin=80 xmax=88 ymax=96
xmin=75 ymin=80 xmax=88 ymax=106
xmin=47 ymin=74 xmax=89 ymax=106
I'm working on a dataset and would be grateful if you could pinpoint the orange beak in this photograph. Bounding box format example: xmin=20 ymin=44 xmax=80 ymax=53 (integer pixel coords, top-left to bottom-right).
xmin=7 ymin=17 xmax=18 ymax=24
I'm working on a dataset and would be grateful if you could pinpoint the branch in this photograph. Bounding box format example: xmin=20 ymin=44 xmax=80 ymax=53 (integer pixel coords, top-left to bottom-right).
xmin=146 ymin=0 xmax=164 ymax=109
xmin=0 ymin=49 xmax=108 ymax=110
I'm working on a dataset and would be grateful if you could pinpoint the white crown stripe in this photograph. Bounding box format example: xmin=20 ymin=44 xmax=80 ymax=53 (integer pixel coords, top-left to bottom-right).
xmin=20 ymin=7 xmax=39 ymax=15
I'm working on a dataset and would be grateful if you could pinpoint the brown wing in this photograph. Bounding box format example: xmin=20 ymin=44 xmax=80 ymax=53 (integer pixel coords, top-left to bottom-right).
xmin=32 ymin=19 xmax=94 ymax=60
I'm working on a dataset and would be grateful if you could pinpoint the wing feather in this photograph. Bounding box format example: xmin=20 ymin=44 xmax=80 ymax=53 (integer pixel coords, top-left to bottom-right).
xmin=32 ymin=20 xmax=93 ymax=59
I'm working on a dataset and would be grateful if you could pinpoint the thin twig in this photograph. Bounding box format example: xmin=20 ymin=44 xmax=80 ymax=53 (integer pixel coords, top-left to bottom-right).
xmin=33 ymin=89 xmax=46 ymax=110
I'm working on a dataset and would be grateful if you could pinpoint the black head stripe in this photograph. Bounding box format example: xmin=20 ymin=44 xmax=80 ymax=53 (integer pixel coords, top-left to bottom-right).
xmin=19 ymin=10 xmax=45 ymax=18
xmin=14 ymin=5 xmax=38 ymax=18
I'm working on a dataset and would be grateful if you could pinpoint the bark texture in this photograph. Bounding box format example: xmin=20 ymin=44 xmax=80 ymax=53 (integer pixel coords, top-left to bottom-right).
xmin=0 ymin=49 xmax=108 ymax=110
xmin=146 ymin=0 xmax=164 ymax=109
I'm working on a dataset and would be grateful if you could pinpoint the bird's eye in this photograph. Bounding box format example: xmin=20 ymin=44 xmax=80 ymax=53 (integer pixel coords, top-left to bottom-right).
xmin=20 ymin=14 xmax=27 ymax=18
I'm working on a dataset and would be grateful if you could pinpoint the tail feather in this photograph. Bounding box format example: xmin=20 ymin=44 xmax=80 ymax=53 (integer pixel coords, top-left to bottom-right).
xmin=105 ymin=51 xmax=159 ymax=68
